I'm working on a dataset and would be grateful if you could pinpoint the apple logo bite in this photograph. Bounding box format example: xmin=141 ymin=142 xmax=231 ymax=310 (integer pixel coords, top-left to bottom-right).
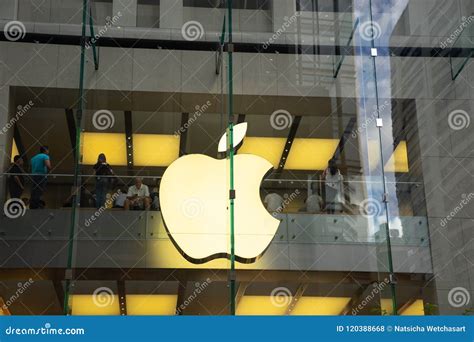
xmin=160 ymin=123 xmax=281 ymax=264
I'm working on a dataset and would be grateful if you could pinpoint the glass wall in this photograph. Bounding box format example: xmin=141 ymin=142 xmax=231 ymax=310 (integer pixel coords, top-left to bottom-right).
xmin=1 ymin=0 xmax=472 ymax=316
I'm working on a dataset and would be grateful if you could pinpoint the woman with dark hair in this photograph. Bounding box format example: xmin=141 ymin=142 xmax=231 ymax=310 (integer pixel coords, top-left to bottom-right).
xmin=93 ymin=153 xmax=113 ymax=209
xmin=322 ymin=159 xmax=344 ymax=214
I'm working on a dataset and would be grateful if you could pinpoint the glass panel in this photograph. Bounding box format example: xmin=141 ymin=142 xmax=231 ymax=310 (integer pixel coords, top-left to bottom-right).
xmin=17 ymin=0 xmax=113 ymax=26
xmin=137 ymin=0 xmax=160 ymax=28
xmin=226 ymin=0 xmax=398 ymax=316
xmin=371 ymin=0 xmax=473 ymax=315
xmin=3 ymin=0 xmax=466 ymax=317
xmin=0 ymin=0 xmax=89 ymax=315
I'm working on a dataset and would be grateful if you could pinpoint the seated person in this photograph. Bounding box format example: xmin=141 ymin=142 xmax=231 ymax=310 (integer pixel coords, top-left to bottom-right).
xmin=113 ymin=188 xmax=128 ymax=209
xmin=263 ymin=192 xmax=284 ymax=213
xmin=305 ymin=193 xmax=323 ymax=213
xmin=124 ymin=178 xmax=151 ymax=210
xmin=150 ymin=186 xmax=160 ymax=211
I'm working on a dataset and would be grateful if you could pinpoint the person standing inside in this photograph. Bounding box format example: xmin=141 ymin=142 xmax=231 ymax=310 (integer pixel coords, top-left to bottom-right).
xmin=7 ymin=155 xmax=25 ymax=199
xmin=322 ymin=159 xmax=344 ymax=214
xmin=30 ymin=146 xmax=51 ymax=209
xmin=93 ymin=153 xmax=113 ymax=209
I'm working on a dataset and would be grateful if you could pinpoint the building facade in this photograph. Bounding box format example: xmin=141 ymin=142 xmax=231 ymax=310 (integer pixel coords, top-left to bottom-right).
xmin=0 ymin=0 xmax=473 ymax=315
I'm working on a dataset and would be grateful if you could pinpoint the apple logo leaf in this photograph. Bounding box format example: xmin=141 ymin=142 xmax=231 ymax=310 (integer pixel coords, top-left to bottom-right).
xmin=217 ymin=122 xmax=248 ymax=153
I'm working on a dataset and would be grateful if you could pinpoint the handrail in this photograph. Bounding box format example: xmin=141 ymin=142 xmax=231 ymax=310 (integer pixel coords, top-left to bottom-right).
xmin=0 ymin=173 xmax=424 ymax=185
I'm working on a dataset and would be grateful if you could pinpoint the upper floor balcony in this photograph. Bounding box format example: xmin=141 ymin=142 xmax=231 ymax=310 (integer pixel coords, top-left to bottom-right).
xmin=1 ymin=0 xmax=469 ymax=49
xmin=0 ymin=173 xmax=432 ymax=275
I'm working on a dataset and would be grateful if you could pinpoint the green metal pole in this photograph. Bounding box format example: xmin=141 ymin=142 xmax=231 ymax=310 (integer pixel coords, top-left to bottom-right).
xmin=226 ymin=0 xmax=236 ymax=316
xmin=63 ymin=0 xmax=88 ymax=315
xmin=368 ymin=0 xmax=397 ymax=315
xmin=88 ymin=6 xmax=99 ymax=70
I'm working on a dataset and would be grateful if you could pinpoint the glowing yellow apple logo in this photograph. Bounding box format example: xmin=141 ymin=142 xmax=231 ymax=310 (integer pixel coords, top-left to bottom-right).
xmin=160 ymin=123 xmax=280 ymax=263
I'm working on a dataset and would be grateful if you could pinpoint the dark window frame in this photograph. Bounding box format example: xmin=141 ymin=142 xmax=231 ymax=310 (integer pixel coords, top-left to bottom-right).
xmin=183 ymin=0 xmax=271 ymax=10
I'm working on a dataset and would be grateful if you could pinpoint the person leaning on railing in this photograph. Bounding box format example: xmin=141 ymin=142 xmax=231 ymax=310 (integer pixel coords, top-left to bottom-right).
xmin=93 ymin=153 xmax=114 ymax=209
xmin=322 ymin=159 xmax=345 ymax=214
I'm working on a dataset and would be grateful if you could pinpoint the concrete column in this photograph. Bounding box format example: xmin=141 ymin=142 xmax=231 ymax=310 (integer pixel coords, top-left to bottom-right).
xmin=271 ymin=0 xmax=297 ymax=33
xmin=159 ymin=0 xmax=183 ymax=29
xmin=113 ymin=0 xmax=137 ymax=27
xmin=0 ymin=0 xmax=17 ymax=20
xmin=416 ymin=97 xmax=474 ymax=314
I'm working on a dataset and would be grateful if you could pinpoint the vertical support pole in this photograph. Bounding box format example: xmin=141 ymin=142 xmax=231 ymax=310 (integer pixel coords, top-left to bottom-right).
xmin=63 ymin=0 xmax=89 ymax=315
xmin=226 ymin=0 xmax=236 ymax=316
xmin=88 ymin=5 xmax=99 ymax=70
xmin=368 ymin=0 xmax=397 ymax=315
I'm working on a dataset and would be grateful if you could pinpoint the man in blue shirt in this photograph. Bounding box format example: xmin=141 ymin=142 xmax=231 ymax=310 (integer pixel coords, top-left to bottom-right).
xmin=30 ymin=146 xmax=51 ymax=209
